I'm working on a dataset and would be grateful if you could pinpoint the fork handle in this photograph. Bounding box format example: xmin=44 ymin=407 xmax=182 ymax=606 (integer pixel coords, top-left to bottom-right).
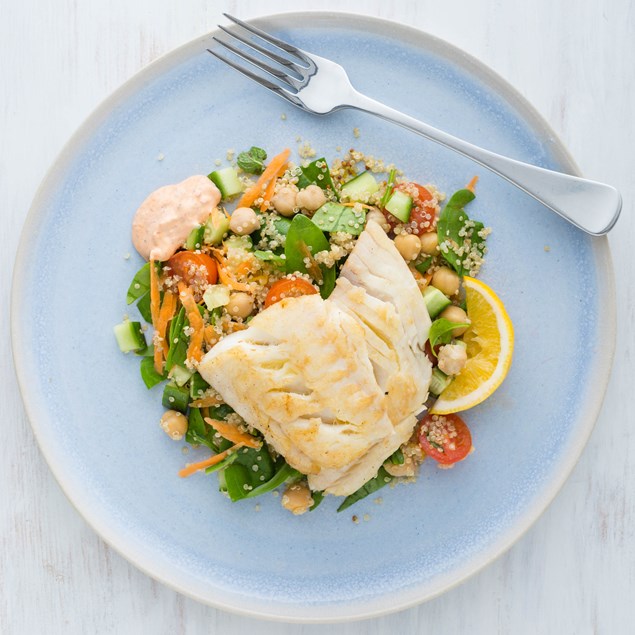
xmin=349 ymin=92 xmax=621 ymax=235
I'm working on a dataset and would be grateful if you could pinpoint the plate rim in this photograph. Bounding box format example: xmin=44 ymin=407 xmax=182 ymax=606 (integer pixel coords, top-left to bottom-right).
xmin=11 ymin=11 xmax=617 ymax=622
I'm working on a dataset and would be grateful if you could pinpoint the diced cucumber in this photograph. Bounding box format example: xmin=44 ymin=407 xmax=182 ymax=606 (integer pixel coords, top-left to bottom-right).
xmin=162 ymin=383 xmax=190 ymax=413
xmin=340 ymin=171 xmax=379 ymax=201
xmin=422 ymin=286 xmax=451 ymax=318
xmin=429 ymin=367 xmax=452 ymax=396
xmin=203 ymin=208 xmax=230 ymax=245
xmin=113 ymin=321 xmax=146 ymax=353
xmin=169 ymin=364 xmax=194 ymax=387
xmin=189 ymin=372 xmax=210 ymax=399
xmin=384 ymin=189 xmax=413 ymax=222
xmin=203 ymin=285 xmax=230 ymax=310
xmin=208 ymin=167 xmax=243 ymax=199
xmin=185 ymin=225 xmax=205 ymax=250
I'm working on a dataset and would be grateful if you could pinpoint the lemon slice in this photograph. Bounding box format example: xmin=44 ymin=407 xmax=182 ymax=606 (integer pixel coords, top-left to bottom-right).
xmin=431 ymin=277 xmax=514 ymax=414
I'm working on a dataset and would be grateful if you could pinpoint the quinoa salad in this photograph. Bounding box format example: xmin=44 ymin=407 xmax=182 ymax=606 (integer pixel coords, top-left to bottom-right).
xmin=114 ymin=145 xmax=513 ymax=515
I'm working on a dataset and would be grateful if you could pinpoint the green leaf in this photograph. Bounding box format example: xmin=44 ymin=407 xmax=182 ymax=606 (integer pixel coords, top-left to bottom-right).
xmin=311 ymin=202 xmax=367 ymax=235
xmin=337 ymin=467 xmax=393 ymax=512
xmin=139 ymin=356 xmax=165 ymax=389
xmin=309 ymin=490 xmax=324 ymax=511
xmin=165 ymin=307 xmax=188 ymax=371
xmin=254 ymin=250 xmax=286 ymax=268
xmin=136 ymin=291 xmax=152 ymax=322
xmin=428 ymin=318 xmax=470 ymax=354
xmin=437 ymin=188 xmax=487 ymax=277
xmin=243 ymin=461 xmax=301 ymax=499
xmin=126 ymin=262 xmax=150 ymax=304
xmin=389 ymin=447 xmax=405 ymax=465
xmin=414 ymin=256 xmax=433 ymax=275
xmin=284 ymin=214 xmax=336 ymax=299
xmin=237 ymin=146 xmax=267 ymax=174
xmin=296 ymin=157 xmax=337 ymax=196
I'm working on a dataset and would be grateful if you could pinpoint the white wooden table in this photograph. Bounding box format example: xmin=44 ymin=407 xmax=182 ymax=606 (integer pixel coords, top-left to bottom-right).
xmin=2 ymin=1 xmax=633 ymax=632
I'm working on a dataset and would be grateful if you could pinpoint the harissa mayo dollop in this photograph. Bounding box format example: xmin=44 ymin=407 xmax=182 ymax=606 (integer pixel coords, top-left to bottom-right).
xmin=131 ymin=175 xmax=221 ymax=261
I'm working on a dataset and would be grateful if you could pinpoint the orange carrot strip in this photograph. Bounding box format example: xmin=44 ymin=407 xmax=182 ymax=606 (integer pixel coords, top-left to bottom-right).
xmin=204 ymin=417 xmax=262 ymax=449
xmin=234 ymin=260 xmax=253 ymax=277
xmin=259 ymin=161 xmax=289 ymax=212
xmin=238 ymin=148 xmax=290 ymax=208
xmin=178 ymin=446 xmax=239 ymax=478
xmin=190 ymin=395 xmax=223 ymax=408
xmin=204 ymin=324 xmax=219 ymax=347
xmin=152 ymin=289 xmax=177 ymax=373
xmin=149 ymin=260 xmax=160 ymax=327
xmin=466 ymin=176 xmax=479 ymax=192
xmin=177 ymin=282 xmax=205 ymax=362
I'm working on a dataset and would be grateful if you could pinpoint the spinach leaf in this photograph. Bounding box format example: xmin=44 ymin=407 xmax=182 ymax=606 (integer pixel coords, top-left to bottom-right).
xmin=311 ymin=202 xmax=367 ymax=235
xmin=428 ymin=318 xmax=470 ymax=354
xmin=414 ymin=256 xmax=433 ymax=275
xmin=237 ymin=146 xmax=267 ymax=174
xmin=309 ymin=490 xmax=325 ymax=511
xmin=254 ymin=250 xmax=286 ymax=268
xmin=165 ymin=307 xmax=188 ymax=371
xmin=296 ymin=157 xmax=337 ymax=196
xmin=185 ymin=407 xmax=218 ymax=450
xmin=436 ymin=188 xmax=486 ymax=276
xmin=243 ymin=461 xmax=301 ymax=499
xmin=284 ymin=214 xmax=336 ymax=299
xmin=136 ymin=291 xmax=152 ymax=322
xmin=126 ymin=262 xmax=150 ymax=304
xmin=337 ymin=467 xmax=393 ymax=512
xmin=139 ymin=356 xmax=165 ymax=389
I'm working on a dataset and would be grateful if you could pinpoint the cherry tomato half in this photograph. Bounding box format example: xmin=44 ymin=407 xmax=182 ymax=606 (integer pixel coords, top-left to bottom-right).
xmin=166 ymin=251 xmax=218 ymax=286
xmin=264 ymin=277 xmax=318 ymax=308
xmin=384 ymin=183 xmax=437 ymax=235
xmin=418 ymin=413 xmax=472 ymax=465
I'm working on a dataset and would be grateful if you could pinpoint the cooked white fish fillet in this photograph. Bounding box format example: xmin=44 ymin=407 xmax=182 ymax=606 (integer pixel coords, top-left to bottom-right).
xmin=198 ymin=295 xmax=394 ymax=476
xmin=198 ymin=219 xmax=432 ymax=497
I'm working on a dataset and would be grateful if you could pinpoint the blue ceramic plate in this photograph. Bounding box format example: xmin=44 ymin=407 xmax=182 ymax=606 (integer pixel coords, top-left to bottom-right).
xmin=12 ymin=13 xmax=615 ymax=622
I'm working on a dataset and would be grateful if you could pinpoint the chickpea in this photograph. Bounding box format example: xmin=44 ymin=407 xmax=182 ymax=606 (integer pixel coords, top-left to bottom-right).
xmin=432 ymin=266 xmax=460 ymax=296
xmin=394 ymin=233 xmax=422 ymax=262
xmin=226 ymin=292 xmax=254 ymax=319
xmin=366 ymin=209 xmax=390 ymax=233
xmin=281 ymin=481 xmax=314 ymax=515
xmin=437 ymin=343 xmax=468 ymax=376
xmin=229 ymin=206 xmax=260 ymax=235
xmin=160 ymin=410 xmax=188 ymax=441
xmin=419 ymin=231 xmax=439 ymax=255
xmin=271 ymin=185 xmax=298 ymax=217
xmin=296 ymin=184 xmax=326 ymax=212
xmin=439 ymin=305 xmax=470 ymax=337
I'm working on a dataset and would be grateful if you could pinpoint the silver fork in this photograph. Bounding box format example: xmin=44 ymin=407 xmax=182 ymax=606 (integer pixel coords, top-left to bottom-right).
xmin=210 ymin=14 xmax=621 ymax=236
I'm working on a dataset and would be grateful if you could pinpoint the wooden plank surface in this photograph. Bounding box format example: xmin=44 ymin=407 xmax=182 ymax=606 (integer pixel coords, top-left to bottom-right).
xmin=1 ymin=0 xmax=633 ymax=633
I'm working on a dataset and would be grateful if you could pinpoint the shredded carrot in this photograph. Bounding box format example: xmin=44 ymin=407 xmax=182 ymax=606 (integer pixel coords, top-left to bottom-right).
xmin=466 ymin=176 xmax=479 ymax=192
xmin=153 ymin=289 xmax=177 ymax=373
xmin=212 ymin=250 xmax=253 ymax=291
xmin=178 ymin=445 xmax=239 ymax=478
xmin=234 ymin=260 xmax=253 ymax=277
xmin=259 ymin=160 xmax=289 ymax=212
xmin=204 ymin=324 xmax=219 ymax=347
xmin=205 ymin=417 xmax=262 ymax=449
xmin=190 ymin=395 xmax=223 ymax=408
xmin=149 ymin=260 xmax=160 ymax=327
xmin=238 ymin=148 xmax=291 ymax=209
xmin=177 ymin=282 xmax=205 ymax=363
xmin=225 ymin=322 xmax=248 ymax=333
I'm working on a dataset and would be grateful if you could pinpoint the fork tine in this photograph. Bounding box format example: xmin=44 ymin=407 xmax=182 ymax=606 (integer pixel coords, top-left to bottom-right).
xmin=217 ymin=24 xmax=303 ymax=76
xmin=212 ymin=36 xmax=299 ymax=91
xmin=222 ymin=13 xmax=312 ymax=67
xmin=207 ymin=49 xmax=299 ymax=106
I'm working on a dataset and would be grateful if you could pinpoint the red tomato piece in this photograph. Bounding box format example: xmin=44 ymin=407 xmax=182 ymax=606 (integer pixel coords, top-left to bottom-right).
xmin=166 ymin=251 xmax=218 ymax=286
xmin=264 ymin=277 xmax=318 ymax=308
xmin=418 ymin=413 xmax=473 ymax=465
